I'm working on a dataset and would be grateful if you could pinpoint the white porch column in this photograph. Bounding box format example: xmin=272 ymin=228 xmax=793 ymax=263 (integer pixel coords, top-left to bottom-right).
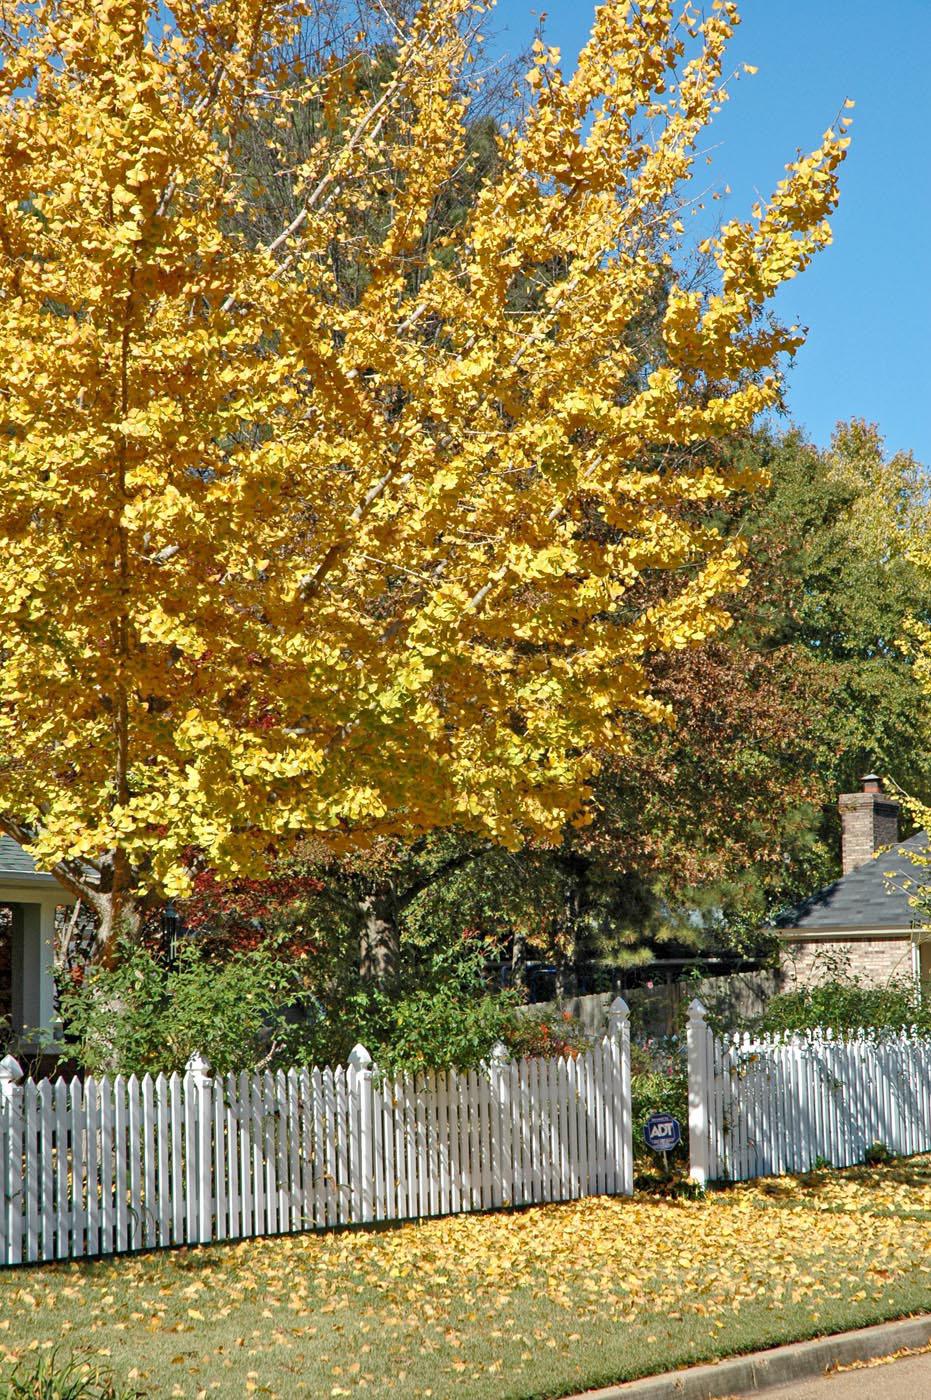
xmin=17 ymin=898 xmax=65 ymax=1047
xmin=37 ymin=897 xmax=60 ymax=1040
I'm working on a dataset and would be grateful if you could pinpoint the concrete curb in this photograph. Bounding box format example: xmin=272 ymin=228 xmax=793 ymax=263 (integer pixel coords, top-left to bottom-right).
xmin=563 ymin=1313 xmax=931 ymax=1399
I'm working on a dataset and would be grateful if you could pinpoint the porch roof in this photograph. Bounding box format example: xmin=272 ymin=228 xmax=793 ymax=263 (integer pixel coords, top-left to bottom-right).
xmin=0 ymin=835 xmax=63 ymax=891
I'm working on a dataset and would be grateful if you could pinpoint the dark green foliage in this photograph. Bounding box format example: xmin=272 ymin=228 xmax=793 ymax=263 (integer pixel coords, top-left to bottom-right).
xmin=734 ymin=422 xmax=931 ymax=799
xmin=58 ymin=932 xmax=592 ymax=1077
xmin=754 ymin=975 xmax=931 ymax=1038
xmin=316 ymin=939 xmax=523 ymax=1074
xmin=0 ymin=1352 xmax=140 ymax=1400
xmin=630 ymin=1039 xmax=688 ymax=1164
xmin=57 ymin=940 xmax=314 ymax=1077
xmin=864 ymin=1141 xmax=894 ymax=1166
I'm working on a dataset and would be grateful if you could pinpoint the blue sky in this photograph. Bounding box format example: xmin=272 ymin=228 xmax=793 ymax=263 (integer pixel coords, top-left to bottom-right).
xmin=489 ymin=0 xmax=931 ymax=462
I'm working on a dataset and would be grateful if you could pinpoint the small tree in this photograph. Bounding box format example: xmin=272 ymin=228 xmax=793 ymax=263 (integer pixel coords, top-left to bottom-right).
xmin=0 ymin=0 xmax=850 ymax=961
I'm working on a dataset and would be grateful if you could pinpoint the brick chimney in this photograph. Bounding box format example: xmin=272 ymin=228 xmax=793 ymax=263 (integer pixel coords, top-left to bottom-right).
xmin=838 ymin=774 xmax=900 ymax=876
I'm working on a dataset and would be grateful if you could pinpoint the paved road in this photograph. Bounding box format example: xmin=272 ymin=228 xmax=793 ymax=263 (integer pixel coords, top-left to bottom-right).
xmin=747 ymin=1350 xmax=931 ymax=1398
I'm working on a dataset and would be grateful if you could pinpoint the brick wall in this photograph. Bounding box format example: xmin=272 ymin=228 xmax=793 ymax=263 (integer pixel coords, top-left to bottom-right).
xmin=783 ymin=936 xmax=912 ymax=988
xmin=839 ymin=791 xmax=901 ymax=875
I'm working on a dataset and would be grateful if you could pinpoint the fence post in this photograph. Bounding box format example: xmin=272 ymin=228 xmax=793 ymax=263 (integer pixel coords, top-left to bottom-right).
xmin=687 ymin=1000 xmax=712 ymax=1186
xmin=186 ymin=1052 xmax=213 ymax=1245
xmin=348 ymin=1044 xmax=374 ymax=1223
xmin=490 ymin=1041 xmax=510 ymax=1208
xmin=607 ymin=997 xmax=633 ymax=1196
xmin=0 ymin=1055 xmax=23 ymax=1265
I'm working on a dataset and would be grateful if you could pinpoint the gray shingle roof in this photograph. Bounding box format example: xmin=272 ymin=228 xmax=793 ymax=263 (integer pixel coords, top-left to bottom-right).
xmin=0 ymin=834 xmax=61 ymax=888
xmin=776 ymin=830 xmax=931 ymax=933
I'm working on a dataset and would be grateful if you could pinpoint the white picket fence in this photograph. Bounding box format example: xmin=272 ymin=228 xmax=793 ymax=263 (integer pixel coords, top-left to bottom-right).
xmin=0 ymin=998 xmax=633 ymax=1266
xmin=687 ymin=999 xmax=931 ymax=1183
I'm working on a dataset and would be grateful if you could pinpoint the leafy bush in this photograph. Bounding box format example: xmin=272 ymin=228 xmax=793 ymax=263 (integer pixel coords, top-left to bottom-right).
xmin=335 ymin=983 xmax=519 ymax=1075
xmin=755 ymin=975 xmax=931 ymax=1038
xmin=503 ymin=1008 xmax=592 ymax=1061
xmin=630 ymin=1037 xmax=688 ymax=1163
xmin=58 ymin=935 xmax=585 ymax=1078
xmin=0 ymin=1352 xmax=140 ymax=1399
xmin=864 ymin=1141 xmax=894 ymax=1166
xmin=58 ymin=939 xmax=316 ymax=1077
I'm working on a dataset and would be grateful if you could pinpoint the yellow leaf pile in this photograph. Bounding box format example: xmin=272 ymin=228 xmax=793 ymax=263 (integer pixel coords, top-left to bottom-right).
xmin=1 ymin=1161 xmax=929 ymax=1398
xmin=0 ymin=0 xmax=850 ymax=932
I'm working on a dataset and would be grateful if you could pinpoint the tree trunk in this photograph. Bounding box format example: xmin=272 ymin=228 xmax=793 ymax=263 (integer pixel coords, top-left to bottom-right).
xmin=358 ymin=889 xmax=400 ymax=987
xmin=83 ymin=849 xmax=145 ymax=967
xmin=511 ymin=930 xmax=528 ymax=998
xmin=92 ymin=891 xmax=143 ymax=968
xmin=556 ymin=851 xmax=587 ymax=1002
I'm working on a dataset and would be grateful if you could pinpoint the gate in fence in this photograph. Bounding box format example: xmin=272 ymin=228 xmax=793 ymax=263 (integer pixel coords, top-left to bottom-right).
xmin=687 ymin=999 xmax=931 ymax=1183
xmin=0 ymin=998 xmax=633 ymax=1266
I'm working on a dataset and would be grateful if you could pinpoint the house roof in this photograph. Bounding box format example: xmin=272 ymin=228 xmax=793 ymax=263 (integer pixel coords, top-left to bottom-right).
xmin=0 ymin=834 xmax=62 ymax=890
xmin=775 ymin=829 xmax=931 ymax=934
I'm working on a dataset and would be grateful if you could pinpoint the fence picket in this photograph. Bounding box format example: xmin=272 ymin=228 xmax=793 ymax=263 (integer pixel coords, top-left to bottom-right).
xmin=182 ymin=1071 xmax=197 ymax=1245
xmin=127 ymin=1069 xmax=141 ymax=1248
xmin=23 ymin=1080 xmax=39 ymax=1263
xmin=401 ymin=1073 xmax=416 ymax=1220
xmin=69 ymin=1078 xmax=84 ymax=1259
xmin=287 ymin=1069 xmax=301 ymax=1230
xmin=322 ymin=1068 xmax=337 ymax=1227
xmin=335 ymin=1067 xmax=349 ymax=1224
xmin=0 ymin=1070 xmax=10 ymax=1264
xmin=84 ymin=1077 xmax=98 ymax=1259
xmin=441 ymin=1070 xmax=455 ymax=1216
xmin=54 ymin=1079 xmax=68 ymax=1260
xmin=213 ymin=1074 xmax=227 ymax=1243
xmin=97 ymin=1078 xmax=112 ymax=1258
xmin=169 ymin=1073 xmax=183 ymax=1245
xmin=296 ymin=1069 xmax=311 ymax=1230
xmin=309 ymin=1067 xmax=324 ymax=1228
xmin=157 ymin=1075 xmax=171 ymax=1247
xmin=510 ymin=1061 xmax=523 ymax=1206
xmin=548 ymin=1055 xmax=561 ymax=1202
xmin=274 ymin=1070 xmax=288 ymax=1232
xmin=38 ymin=1079 xmax=53 ymax=1261
xmin=456 ymin=1071 xmax=470 ymax=1213
xmin=237 ymin=1070 xmax=252 ymax=1238
xmin=142 ymin=1076 xmax=156 ymax=1248
xmin=260 ymin=1071 xmax=276 ymax=1237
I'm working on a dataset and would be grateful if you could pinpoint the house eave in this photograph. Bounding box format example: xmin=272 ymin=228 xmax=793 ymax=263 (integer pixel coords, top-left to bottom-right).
xmin=775 ymin=925 xmax=915 ymax=942
xmin=0 ymin=873 xmax=72 ymax=896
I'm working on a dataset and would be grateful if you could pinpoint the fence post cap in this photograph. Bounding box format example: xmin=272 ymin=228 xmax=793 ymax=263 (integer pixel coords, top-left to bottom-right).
xmin=348 ymin=1043 xmax=373 ymax=1070
xmin=490 ymin=1040 xmax=510 ymax=1065
xmin=688 ymin=998 xmax=708 ymax=1019
xmin=607 ymin=995 xmax=630 ymax=1020
xmin=0 ymin=1053 xmax=22 ymax=1084
xmin=185 ymin=1050 xmax=211 ymax=1078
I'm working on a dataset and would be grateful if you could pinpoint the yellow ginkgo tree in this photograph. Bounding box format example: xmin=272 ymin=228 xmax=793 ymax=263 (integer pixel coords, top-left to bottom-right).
xmin=0 ymin=0 xmax=850 ymax=959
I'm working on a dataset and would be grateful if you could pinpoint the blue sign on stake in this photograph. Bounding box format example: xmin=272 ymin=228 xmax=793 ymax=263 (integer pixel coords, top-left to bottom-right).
xmin=644 ymin=1112 xmax=682 ymax=1153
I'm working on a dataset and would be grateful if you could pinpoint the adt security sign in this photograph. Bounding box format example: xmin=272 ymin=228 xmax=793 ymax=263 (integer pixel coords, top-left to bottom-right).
xmin=644 ymin=1112 xmax=682 ymax=1154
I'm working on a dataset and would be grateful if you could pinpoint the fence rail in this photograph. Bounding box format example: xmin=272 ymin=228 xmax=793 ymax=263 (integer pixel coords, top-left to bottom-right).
xmin=687 ymin=999 xmax=931 ymax=1183
xmin=0 ymin=999 xmax=633 ymax=1266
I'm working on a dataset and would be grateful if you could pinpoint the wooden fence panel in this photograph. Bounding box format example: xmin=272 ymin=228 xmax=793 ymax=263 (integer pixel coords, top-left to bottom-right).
xmin=688 ymin=1002 xmax=931 ymax=1184
xmin=0 ymin=1000 xmax=633 ymax=1265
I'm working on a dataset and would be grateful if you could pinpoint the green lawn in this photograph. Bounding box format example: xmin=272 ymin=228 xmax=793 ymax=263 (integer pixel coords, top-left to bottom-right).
xmin=3 ymin=1160 xmax=931 ymax=1399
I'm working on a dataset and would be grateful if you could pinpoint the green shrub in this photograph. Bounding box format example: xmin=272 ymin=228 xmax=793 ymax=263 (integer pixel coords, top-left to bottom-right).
xmin=59 ymin=936 xmax=585 ymax=1078
xmin=629 ymin=1037 xmax=688 ymax=1163
xmin=57 ymin=939 xmax=314 ymax=1077
xmin=864 ymin=1141 xmax=895 ymax=1166
xmin=0 ymin=1352 xmax=141 ymax=1399
xmin=503 ymin=1008 xmax=592 ymax=1062
xmin=756 ymin=975 xmax=931 ymax=1038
